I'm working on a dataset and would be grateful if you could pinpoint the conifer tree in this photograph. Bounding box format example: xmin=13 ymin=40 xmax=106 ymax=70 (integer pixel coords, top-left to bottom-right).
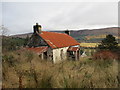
xmin=98 ymin=34 xmax=118 ymax=50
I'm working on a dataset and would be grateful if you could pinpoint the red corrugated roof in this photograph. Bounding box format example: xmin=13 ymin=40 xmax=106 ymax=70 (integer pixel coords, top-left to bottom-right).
xmin=68 ymin=47 xmax=79 ymax=51
xmin=39 ymin=31 xmax=79 ymax=49
xmin=26 ymin=47 xmax=48 ymax=54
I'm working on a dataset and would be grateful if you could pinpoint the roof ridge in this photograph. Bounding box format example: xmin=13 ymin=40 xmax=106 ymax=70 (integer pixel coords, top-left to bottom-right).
xmin=41 ymin=31 xmax=67 ymax=35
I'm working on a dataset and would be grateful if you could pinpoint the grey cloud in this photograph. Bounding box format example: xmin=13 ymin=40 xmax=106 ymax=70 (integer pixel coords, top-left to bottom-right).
xmin=50 ymin=2 xmax=117 ymax=28
xmin=2 ymin=2 xmax=118 ymax=35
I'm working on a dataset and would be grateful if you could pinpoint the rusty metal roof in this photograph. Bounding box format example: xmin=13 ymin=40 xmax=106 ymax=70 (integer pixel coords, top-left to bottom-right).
xmin=67 ymin=47 xmax=80 ymax=51
xmin=26 ymin=46 xmax=48 ymax=54
xmin=39 ymin=31 xmax=79 ymax=49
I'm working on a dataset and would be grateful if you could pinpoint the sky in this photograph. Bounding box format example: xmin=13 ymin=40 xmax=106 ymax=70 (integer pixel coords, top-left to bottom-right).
xmin=1 ymin=1 xmax=118 ymax=35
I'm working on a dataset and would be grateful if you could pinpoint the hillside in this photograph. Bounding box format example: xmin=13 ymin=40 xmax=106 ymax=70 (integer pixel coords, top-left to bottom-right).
xmin=71 ymin=27 xmax=118 ymax=36
xmin=10 ymin=27 xmax=119 ymax=43
xmin=10 ymin=33 xmax=32 ymax=38
xmin=71 ymin=27 xmax=119 ymax=42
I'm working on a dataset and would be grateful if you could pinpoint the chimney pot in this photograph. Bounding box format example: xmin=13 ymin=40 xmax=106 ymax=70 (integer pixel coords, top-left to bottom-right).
xmin=33 ymin=23 xmax=42 ymax=34
xmin=65 ymin=30 xmax=70 ymax=35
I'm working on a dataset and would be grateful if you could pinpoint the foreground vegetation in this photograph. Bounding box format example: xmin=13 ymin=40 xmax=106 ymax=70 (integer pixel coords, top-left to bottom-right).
xmin=2 ymin=34 xmax=120 ymax=88
xmin=2 ymin=50 xmax=119 ymax=88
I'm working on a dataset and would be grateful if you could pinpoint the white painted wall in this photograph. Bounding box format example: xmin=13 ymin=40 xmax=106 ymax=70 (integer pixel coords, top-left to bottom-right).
xmin=52 ymin=47 xmax=69 ymax=63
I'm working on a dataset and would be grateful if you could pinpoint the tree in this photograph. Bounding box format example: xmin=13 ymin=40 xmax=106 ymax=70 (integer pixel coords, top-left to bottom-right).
xmin=0 ymin=25 xmax=9 ymax=36
xmin=24 ymin=35 xmax=30 ymax=46
xmin=98 ymin=34 xmax=118 ymax=50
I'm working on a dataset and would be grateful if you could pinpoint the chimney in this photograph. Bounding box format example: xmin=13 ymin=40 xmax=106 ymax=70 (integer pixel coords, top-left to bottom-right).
xmin=65 ymin=30 xmax=70 ymax=35
xmin=33 ymin=23 xmax=42 ymax=34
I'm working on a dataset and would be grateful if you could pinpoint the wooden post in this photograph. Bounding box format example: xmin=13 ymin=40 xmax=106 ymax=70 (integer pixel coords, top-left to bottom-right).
xmin=41 ymin=53 xmax=44 ymax=60
xmin=78 ymin=50 xmax=80 ymax=60
xmin=75 ymin=51 xmax=77 ymax=61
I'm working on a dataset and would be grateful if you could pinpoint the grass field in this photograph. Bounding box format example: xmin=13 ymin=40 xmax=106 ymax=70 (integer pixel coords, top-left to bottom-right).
xmin=85 ymin=35 xmax=120 ymax=40
xmin=2 ymin=50 xmax=119 ymax=88
xmin=80 ymin=43 xmax=120 ymax=48
xmin=80 ymin=43 xmax=99 ymax=48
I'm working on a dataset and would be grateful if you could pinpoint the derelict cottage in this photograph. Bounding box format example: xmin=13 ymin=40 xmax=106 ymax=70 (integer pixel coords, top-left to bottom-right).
xmin=26 ymin=23 xmax=80 ymax=63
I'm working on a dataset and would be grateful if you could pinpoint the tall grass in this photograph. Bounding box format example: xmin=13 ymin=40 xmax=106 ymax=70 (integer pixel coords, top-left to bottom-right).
xmin=2 ymin=50 xmax=119 ymax=88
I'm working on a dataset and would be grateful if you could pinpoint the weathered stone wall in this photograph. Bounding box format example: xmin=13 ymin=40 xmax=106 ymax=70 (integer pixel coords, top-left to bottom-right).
xmin=47 ymin=47 xmax=53 ymax=61
xmin=28 ymin=34 xmax=48 ymax=47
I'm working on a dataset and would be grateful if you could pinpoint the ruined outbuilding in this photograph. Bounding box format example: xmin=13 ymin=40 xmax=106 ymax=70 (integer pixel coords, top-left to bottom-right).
xmin=26 ymin=23 xmax=80 ymax=63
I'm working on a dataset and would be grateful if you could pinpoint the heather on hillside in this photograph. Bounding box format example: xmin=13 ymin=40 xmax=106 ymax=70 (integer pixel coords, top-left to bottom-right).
xmin=2 ymin=50 xmax=119 ymax=88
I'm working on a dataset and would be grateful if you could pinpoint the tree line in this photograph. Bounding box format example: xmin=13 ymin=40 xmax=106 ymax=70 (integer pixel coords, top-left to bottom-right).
xmin=2 ymin=35 xmax=30 ymax=52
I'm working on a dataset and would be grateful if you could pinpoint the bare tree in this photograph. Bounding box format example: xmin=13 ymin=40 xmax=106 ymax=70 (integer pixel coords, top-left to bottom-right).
xmin=0 ymin=25 xmax=9 ymax=36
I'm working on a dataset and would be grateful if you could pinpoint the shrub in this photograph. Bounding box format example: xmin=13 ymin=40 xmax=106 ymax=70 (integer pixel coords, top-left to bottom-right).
xmin=2 ymin=54 xmax=15 ymax=67
xmin=93 ymin=50 xmax=118 ymax=60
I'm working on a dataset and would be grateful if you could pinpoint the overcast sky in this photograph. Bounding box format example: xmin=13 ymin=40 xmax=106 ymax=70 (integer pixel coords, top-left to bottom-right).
xmin=2 ymin=2 xmax=118 ymax=35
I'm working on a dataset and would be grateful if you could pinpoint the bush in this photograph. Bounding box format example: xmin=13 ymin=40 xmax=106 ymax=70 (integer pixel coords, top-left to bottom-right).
xmin=93 ymin=50 xmax=118 ymax=60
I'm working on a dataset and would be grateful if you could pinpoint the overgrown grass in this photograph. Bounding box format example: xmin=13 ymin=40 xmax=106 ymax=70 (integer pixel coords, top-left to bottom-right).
xmin=2 ymin=50 xmax=119 ymax=88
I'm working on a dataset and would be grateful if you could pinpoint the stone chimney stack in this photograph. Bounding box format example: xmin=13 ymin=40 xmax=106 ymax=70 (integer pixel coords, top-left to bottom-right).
xmin=33 ymin=23 xmax=42 ymax=34
xmin=65 ymin=30 xmax=70 ymax=35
